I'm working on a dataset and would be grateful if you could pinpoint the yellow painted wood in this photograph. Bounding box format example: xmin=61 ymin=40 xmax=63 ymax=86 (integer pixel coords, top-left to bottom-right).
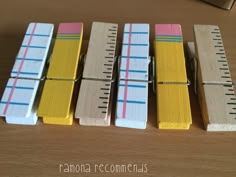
xmin=157 ymin=84 xmax=192 ymax=129
xmin=47 ymin=25 xmax=83 ymax=80
xmin=43 ymin=111 xmax=73 ymax=125
xmin=37 ymin=80 xmax=74 ymax=125
xmin=155 ymin=41 xmax=187 ymax=83
xmin=155 ymin=24 xmax=192 ymax=130
xmin=37 ymin=23 xmax=83 ymax=125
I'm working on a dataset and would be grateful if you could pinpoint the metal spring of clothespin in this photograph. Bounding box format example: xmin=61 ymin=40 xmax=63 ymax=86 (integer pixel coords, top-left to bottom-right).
xmin=186 ymin=42 xmax=235 ymax=97
xmin=152 ymin=56 xmax=191 ymax=95
xmin=185 ymin=42 xmax=198 ymax=94
xmin=74 ymin=54 xmax=86 ymax=82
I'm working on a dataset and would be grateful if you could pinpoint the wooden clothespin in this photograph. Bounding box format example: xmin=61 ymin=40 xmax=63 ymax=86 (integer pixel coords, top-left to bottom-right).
xmin=193 ymin=25 xmax=236 ymax=131
xmin=0 ymin=23 xmax=54 ymax=125
xmin=75 ymin=22 xmax=118 ymax=126
xmin=155 ymin=24 xmax=192 ymax=129
xmin=115 ymin=23 xmax=149 ymax=129
xmin=37 ymin=23 xmax=83 ymax=125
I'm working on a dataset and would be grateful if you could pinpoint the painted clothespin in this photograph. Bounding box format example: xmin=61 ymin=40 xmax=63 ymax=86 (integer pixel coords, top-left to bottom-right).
xmin=37 ymin=23 xmax=83 ymax=125
xmin=0 ymin=23 xmax=54 ymax=125
xmin=75 ymin=22 xmax=118 ymax=126
xmin=115 ymin=23 xmax=149 ymax=129
xmin=193 ymin=25 xmax=236 ymax=131
xmin=155 ymin=24 xmax=192 ymax=129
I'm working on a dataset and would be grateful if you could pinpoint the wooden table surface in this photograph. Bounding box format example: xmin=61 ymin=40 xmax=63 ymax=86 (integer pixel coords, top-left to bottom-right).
xmin=0 ymin=0 xmax=236 ymax=176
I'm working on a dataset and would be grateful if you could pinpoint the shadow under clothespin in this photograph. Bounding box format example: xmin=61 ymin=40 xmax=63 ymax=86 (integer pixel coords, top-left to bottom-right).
xmin=74 ymin=53 xmax=86 ymax=83
xmin=186 ymin=42 xmax=198 ymax=95
xmin=201 ymin=0 xmax=235 ymax=10
xmin=150 ymin=56 xmax=157 ymax=94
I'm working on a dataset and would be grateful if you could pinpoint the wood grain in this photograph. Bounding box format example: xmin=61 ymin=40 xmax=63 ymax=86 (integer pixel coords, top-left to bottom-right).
xmin=198 ymin=84 xmax=236 ymax=131
xmin=75 ymin=22 xmax=118 ymax=126
xmin=194 ymin=25 xmax=236 ymax=131
xmin=82 ymin=22 xmax=118 ymax=80
xmin=75 ymin=79 xmax=111 ymax=126
xmin=0 ymin=0 xmax=236 ymax=177
xmin=194 ymin=25 xmax=233 ymax=84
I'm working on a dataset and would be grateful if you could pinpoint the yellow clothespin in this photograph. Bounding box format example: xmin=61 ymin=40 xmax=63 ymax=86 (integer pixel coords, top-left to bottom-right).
xmin=155 ymin=24 xmax=192 ymax=129
xmin=38 ymin=23 xmax=83 ymax=125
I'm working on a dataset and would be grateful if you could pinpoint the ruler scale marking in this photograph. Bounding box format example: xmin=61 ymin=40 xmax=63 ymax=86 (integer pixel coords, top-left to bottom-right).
xmin=75 ymin=22 xmax=118 ymax=126
xmin=192 ymin=25 xmax=236 ymax=131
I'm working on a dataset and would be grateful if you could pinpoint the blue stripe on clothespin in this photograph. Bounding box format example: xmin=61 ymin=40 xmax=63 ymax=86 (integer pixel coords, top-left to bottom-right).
xmin=0 ymin=101 xmax=29 ymax=106
xmin=124 ymin=32 xmax=148 ymax=34
xmin=122 ymin=43 xmax=148 ymax=46
xmin=16 ymin=58 xmax=43 ymax=62
xmin=11 ymin=71 xmax=39 ymax=75
xmin=119 ymin=84 xmax=146 ymax=88
xmin=6 ymin=86 xmax=34 ymax=90
xmin=120 ymin=69 xmax=147 ymax=73
xmin=121 ymin=56 xmax=148 ymax=60
xmin=117 ymin=100 xmax=146 ymax=104
xmin=21 ymin=45 xmax=47 ymax=49
xmin=25 ymin=34 xmax=50 ymax=37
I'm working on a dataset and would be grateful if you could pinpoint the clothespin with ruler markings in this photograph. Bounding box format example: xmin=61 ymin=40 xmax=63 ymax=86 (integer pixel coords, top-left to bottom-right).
xmin=0 ymin=23 xmax=54 ymax=125
xmin=37 ymin=23 xmax=83 ymax=125
xmin=155 ymin=24 xmax=192 ymax=129
xmin=115 ymin=23 xmax=149 ymax=129
xmin=189 ymin=25 xmax=236 ymax=131
xmin=75 ymin=22 xmax=118 ymax=126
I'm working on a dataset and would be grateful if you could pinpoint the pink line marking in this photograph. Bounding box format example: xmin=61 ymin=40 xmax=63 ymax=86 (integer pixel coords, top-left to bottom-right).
xmin=155 ymin=24 xmax=182 ymax=36
xmin=122 ymin=24 xmax=132 ymax=118
xmin=58 ymin=23 xmax=83 ymax=34
xmin=3 ymin=23 xmax=37 ymax=115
